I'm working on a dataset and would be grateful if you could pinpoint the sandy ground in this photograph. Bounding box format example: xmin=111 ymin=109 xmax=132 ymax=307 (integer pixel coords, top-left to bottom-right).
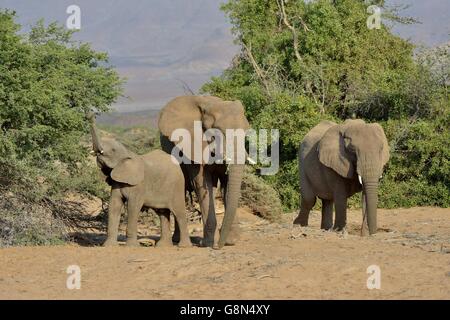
xmin=0 ymin=207 xmax=449 ymax=300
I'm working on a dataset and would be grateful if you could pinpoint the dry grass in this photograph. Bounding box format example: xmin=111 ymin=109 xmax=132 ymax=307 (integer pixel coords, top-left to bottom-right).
xmin=0 ymin=190 xmax=67 ymax=247
xmin=240 ymin=168 xmax=283 ymax=222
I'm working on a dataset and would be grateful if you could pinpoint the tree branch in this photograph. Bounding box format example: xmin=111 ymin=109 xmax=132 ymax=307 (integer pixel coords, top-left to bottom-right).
xmin=242 ymin=42 xmax=272 ymax=97
xmin=277 ymin=0 xmax=309 ymax=62
xmin=175 ymin=78 xmax=195 ymax=95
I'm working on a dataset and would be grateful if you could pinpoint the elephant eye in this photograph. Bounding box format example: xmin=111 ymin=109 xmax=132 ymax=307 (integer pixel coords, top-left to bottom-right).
xmin=344 ymin=137 xmax=353 ymax=148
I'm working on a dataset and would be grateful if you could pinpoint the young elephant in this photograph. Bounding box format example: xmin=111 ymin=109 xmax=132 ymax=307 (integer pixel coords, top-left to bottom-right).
xmin=294 ymin=119 xmax=389 ymax=235
xmin=88 ymin=114 xmax=192 ymax=248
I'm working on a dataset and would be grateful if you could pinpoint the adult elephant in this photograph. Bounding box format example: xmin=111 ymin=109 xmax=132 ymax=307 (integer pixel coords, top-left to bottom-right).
xmin=294 ymin=119 xmax=390 ymax=235
xmin=158 ymin=95 xmax=250 ymax=248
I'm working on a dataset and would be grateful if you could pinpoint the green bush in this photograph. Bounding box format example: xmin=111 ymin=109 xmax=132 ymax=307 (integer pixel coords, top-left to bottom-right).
xmin=97 ymin=124 xmax=160 ymax=155
xmin=379 ymin=117 xmax=450 ymax=207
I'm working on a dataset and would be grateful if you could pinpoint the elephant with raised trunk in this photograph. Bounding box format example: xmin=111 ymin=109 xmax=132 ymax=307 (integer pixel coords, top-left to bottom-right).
xmin=158 ymin=95 xmax=250 ymax=249
xmin=88 ymin=113 xmax=192 ymax=248
xmin=294 ymin=119 xmax=390 ymax=235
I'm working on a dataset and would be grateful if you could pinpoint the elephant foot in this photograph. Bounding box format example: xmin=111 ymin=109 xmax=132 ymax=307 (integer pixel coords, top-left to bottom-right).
xmin=103 ymin=239 xmax=118 ymax=247
xmin=320 ymin=224 xmax=333 ymax=231
xmin=333 ymin=225 xmax=346 ymax=232
xmin=200 ymin=228 xmax=216 ymax=248
xmin=293 ymin=215 xmax=308 ymax=226
xmin=126 ymin=239 xmax=140 ymax=247
xmin=156 ymin=238 xmax=173 ymax=248
xmin=224 ymin=225 xmax=240 ymax=246
xmin=200 ymin=238 xmax=214 ymax=248
xmin=177 ymin=239 xmax=192 ymax=248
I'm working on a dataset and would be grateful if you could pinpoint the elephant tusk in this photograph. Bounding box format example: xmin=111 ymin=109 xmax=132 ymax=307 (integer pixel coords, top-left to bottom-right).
xmin=247 ymin=156 xmax=257 ymax=165
xmin=358 ymin=175 xmax=363 ymax=185
xmin=379 ymin=174 xmax=383 ymax=179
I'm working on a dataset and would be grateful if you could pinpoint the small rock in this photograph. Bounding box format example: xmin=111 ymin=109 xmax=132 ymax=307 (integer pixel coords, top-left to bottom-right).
xmin=289 ymin=232 xmax=307 ymax=239
xmin=128 ymin=258 xmax=150 ymax=263
xmin=404 ymin=233 xmax=419 ymax=239
xmin=340 ymin=229 xmax=349 ymax=239
xmin=138 ymin=239 xmax=155 ymax=247
xmin=440 ymin=244 xmax=450 ymax=254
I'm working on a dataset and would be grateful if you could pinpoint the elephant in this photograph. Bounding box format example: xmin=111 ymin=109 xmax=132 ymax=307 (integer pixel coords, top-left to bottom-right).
xmin=87 ymin=113 xmax=192 ymax=248
xmin=294 ymin=119 xmax=389 ymax=235
xmin=158 ymin=95 xmax=250 ymax=248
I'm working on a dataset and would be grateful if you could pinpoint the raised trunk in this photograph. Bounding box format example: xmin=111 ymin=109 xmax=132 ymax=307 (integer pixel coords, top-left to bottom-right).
xmin=89 ymin=115 xmax=103 ymax=153
xmin=363 ymin=179 xmax=378 ymax=235
xmin=217 ymin=164 xmax=244 ymax=248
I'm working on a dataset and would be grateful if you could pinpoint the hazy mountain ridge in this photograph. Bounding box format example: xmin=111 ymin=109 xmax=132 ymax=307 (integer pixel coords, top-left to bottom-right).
xmin=1 ymin=0 xmax=448 ymax=111
xmin=97 ymin=109 xmax=161 ymax=128
xmin=0 ymin=0 xmax=236 ymax=67
xmin=0 ymin=0 xmax=237 ymax=110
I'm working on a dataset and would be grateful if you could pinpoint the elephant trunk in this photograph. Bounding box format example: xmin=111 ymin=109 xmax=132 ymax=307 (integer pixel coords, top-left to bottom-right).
xmin=217 ymin=164 xmax=244 ymax=248
xmin=88 ymin=114 xmax=103 ymax=153
xmin=362 ymin=178 xmax=379 ymax=235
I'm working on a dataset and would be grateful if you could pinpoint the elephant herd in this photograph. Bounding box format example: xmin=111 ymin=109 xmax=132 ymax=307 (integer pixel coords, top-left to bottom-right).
xmin=88 ymin=95 xmax=389 ymax=249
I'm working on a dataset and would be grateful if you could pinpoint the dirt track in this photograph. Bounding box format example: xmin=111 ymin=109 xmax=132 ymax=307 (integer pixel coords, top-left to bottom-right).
xmin=0 ymin=207 xmax=449 ymax=299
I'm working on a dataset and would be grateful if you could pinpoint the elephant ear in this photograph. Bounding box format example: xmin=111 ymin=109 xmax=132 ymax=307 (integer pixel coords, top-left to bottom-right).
xmin=111 ymin=157 xmax=145 ymax=186
xmin=158 ymin=96 xmax=223 ymax=163
xmin=159 ymin=96 xmax=200 ymax=138
xmin=318 ymin=125 xmax=355 ymax=178
xmin=370 ymin=123 xmax=390 ymax=168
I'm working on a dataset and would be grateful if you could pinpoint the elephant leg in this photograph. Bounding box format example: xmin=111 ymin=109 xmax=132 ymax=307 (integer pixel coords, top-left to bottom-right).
xmin=193 ymin=169 xmax=216 ymax=247
xmin=333 ymin=194 xmax=348 ymax=231
xmin=321 ymin=199 xmax=333 ymax=230
xmin=294 ymin=196 xmax=316 ymax=226
xmin=104 ymin=186 xmax=123 ymax=246
xmin=294 ymin=176 xmax=316 ymax=226
xmin=156 ymin=210 xmax=173 ymax=247
xmin=172 ymin=206 xmax=192 ymax=248
xmin=125 ymin=197 xmax=142 ymax=247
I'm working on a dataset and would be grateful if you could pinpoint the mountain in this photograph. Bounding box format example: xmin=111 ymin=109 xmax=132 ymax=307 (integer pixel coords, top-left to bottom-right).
xmin=1 ymin=0 xmax=237 ymax=111
xmin=1 ymin=0 xmax=448 ymax=112
xmin=97 ymin=109 xmax=160 ymax=128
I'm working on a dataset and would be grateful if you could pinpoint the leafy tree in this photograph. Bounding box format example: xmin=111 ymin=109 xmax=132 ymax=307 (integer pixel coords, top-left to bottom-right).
xmin=0 ymin=10 xmax=123 ymax=170
xmin=202 ymin=0 xmax=449 ymax=209
xmin=0 ymin=10 xmax=124 ymax=245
